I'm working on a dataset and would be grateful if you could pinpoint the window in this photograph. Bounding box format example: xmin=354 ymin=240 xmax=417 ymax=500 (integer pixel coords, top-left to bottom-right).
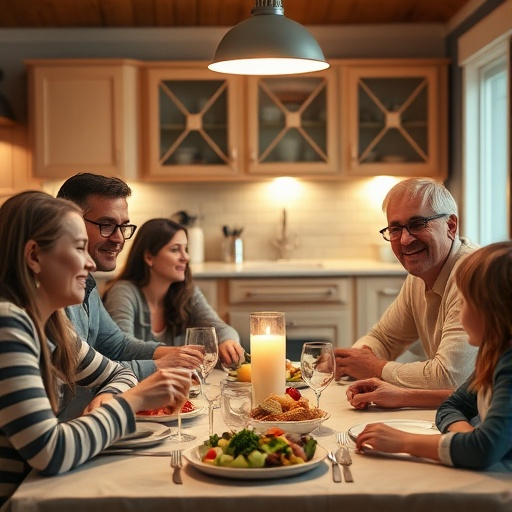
xmin=460 ymin=4 xmax=511 ymax=246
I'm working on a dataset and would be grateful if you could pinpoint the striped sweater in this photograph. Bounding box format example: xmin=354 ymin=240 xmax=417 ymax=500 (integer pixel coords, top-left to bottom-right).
xmin=0 ymin=301 xmax=138 ymax=507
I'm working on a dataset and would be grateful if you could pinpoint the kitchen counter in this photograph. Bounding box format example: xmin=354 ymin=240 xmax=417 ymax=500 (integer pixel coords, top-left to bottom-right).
xmin=189 ymin=259 xmax=406 ymax=279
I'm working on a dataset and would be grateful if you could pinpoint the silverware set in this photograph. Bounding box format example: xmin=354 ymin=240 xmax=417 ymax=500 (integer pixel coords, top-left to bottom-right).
xmin=171 ymin=450 xmax=183 ymax=484
xmin=330 ymin=432 xmax=354 ymax=483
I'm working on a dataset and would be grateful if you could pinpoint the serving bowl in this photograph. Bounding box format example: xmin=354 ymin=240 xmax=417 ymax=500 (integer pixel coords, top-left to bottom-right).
xmin=249 ymin=412 xmax=330 ymax=435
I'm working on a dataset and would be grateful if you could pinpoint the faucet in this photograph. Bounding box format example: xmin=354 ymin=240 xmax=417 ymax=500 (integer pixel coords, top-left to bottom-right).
xmin=272 ymin=208 xmax=298 ymax=260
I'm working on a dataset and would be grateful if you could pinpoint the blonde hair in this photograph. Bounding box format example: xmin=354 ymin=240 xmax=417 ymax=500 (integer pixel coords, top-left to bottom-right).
xmin=454 ymin=241 xmax=512 ymax=391
xmin=0 ymin=191 xmax=83 ymax=411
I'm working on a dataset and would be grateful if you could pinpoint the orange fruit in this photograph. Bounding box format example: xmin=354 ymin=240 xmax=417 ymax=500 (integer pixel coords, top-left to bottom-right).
xmin=237 ymin=364 xmax=252 ymax=382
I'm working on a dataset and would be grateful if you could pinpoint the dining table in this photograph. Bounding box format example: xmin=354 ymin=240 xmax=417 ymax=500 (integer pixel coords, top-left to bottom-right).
xmin=7 ymin=369 xmax=512 ymax=512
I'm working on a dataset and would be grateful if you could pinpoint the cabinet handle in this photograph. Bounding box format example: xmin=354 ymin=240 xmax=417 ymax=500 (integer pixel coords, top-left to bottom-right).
xmin=246 ymin=288 xmax=335 ymax=299
xmin=230 ymin=147 xmax=237 ymax=161
xmin=377 ymin=288 xmax=400 ymax=296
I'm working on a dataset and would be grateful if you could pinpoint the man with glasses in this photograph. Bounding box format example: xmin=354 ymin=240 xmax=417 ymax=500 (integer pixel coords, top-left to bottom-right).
xmin=336 ymin=178 xmax=478 ymax=396
xmin=57 ymin=173 xmax=203 ymax=385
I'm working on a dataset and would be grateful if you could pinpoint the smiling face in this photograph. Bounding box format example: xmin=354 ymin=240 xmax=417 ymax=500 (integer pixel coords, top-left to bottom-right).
xmin=386 ymin=195 xmax=457 ymax=288
xmin=145 ymin=230 xmax=189 ymax=284
xmin=82 ymin=194 xmax=130 ymax=272
xmin=37 ymin=212 xmax=96 ymax=313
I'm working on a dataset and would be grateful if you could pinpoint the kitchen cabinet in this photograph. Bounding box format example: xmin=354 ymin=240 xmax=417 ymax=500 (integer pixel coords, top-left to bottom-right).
xmin=142 ymin=64 xmax=243 ymax=181
xmin=246 ymin=70 xmax=338 ymax=175
xmin=224 ymin=278 xmax=353 ymax=357
xmin=0 ymin=125 xmax=35 ymax=203
xmin=26 ymin=59 xmax=140 ymax=180
xmin=355 ymin=276 xmax=406 ymax=338
xmin=340 ymin=59 xmax=448 ymax=179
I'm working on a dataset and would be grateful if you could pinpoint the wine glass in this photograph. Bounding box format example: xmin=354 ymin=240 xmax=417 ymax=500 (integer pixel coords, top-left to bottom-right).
xmin=185 ymin=327 xmax=220 ymax=436
xmin=168 ymin=372 xmax=196 ymax=444
xmin=185 ymin=327 xmax=219 ymax=391
xmin=300 ymin=341 xmax=334 ymax=410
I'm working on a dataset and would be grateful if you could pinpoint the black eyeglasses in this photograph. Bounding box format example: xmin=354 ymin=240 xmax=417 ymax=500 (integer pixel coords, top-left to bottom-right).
xmin=84 ymin=218 xmax=137 ymax=240
xmin=379 ymin=213 xmax=449 ymax=242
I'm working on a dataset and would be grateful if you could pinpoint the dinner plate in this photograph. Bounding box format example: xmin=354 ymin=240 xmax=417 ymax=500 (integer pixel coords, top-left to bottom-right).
xmin=108 ymin=422 xmax=172 ymax=449
xmin=249 ymin=413 xmax=330 ymax=435
xmin=183 ymin=444 xmax=327 ymax=480
xmin=136 ymin=401 xmax=204 ymax=423
xmin=348 ymin=419 xmax=439 ymax=442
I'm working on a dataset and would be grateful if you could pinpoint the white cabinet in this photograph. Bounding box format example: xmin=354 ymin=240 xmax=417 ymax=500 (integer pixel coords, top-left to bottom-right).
xmin=355 ymin=276 xmax=405 ymax=338
xmin=26 ymin=59 xmax=140 ymax=180
xmin=226 ymin=278 xmax=353 ymax=357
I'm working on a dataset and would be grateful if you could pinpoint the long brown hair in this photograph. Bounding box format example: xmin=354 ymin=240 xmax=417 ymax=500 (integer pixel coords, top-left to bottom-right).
xmin=455 ymin=241 xmax=512 ymax=391
xmin=112 ymin=218 xmax=195 ymax=337
xmin=0 ymin=191 xmax=83 ymax=411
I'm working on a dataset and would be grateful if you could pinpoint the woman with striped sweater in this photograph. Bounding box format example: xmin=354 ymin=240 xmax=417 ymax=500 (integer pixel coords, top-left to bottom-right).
xmin=0 ymin=191 xmax=192 ymax=508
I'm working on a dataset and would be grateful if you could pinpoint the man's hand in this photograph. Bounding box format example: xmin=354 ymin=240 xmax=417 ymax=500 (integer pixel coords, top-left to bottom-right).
xmin=219 ymin=340 xmax=245 ymax=368
xmin=346 ymin=378 xmax=406 ymax=409
xmin=153 ymin=345 xmax=204 ymax=370
xmin=335 ymin=345 xmax=387 ymax=380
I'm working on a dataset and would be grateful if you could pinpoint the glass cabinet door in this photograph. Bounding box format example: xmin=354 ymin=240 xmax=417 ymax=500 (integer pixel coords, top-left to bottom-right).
xmin=343 ymin=64 xmax=447 ymax=178
xmin=247 ymin=69 xmax=337 ymax=175
xmin=145 ymin=67 xmax=241 ymax=179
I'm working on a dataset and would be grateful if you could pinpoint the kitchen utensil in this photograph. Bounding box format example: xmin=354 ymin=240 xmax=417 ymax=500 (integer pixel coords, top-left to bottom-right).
xmin=327 ymin=451 xmax=342 ymax=483
xmin=336 ymin=431 xmax=354 ymax=482
xmin=171 ymin=450 xmax=183 ymax=484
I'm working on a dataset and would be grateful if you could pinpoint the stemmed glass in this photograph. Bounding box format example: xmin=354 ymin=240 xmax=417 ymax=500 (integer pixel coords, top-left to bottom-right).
xmin=300 ymin=342 xmax=334 ymax=434
xmin=168 ymin=371 xmax=196 ymax=443
xmin=185 ymin=327 xmax=219 ymax=435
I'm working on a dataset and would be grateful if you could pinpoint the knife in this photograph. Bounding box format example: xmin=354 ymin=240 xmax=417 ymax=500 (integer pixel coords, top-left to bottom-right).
xmin=328 ymin=452 xmax=342 ymax=483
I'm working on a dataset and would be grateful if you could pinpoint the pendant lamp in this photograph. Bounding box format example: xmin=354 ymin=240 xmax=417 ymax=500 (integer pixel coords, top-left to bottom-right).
xmin=208 ymin=0 xmax=329 ymax=76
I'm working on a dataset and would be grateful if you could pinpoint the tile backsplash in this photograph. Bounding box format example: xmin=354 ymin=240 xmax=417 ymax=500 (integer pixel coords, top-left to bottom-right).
xmin=44 ymin=177 xmax=398 ymax=267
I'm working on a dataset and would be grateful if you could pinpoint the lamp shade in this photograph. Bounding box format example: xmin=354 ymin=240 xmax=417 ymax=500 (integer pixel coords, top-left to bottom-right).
xmin=208 ymin=1 xmax=329 ymax=76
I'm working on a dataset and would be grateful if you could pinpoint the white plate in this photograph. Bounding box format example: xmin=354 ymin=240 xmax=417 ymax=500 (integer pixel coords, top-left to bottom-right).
xmin=183 ymin=444 xmax=327 ymax=480
xmin=108 ymin=422 xmax=171 ymax=449
xmin=348 ymin=419 xmax=439 ymax=442
xmin=249 ymin=413 xmax=330 ymax=435
xmin=136 ymin=402 xmax=204 ymax=423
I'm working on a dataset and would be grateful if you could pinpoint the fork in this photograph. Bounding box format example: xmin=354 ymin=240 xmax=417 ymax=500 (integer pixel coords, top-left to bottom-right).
xmin=170 ymin=450 xmax=183 ymax=484
xmin=335 ymin=432 xmax=354 ymax=483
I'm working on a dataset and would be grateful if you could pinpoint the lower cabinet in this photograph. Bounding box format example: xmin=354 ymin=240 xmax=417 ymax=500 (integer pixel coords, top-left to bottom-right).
xmin=203 ymin=277 xmax=353 ymax=357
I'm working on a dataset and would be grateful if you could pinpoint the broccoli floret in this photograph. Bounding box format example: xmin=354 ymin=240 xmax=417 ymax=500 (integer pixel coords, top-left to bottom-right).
xmin=208 ymin=434 xmax=220 ymax=447
xmin=226 ymin=429 xmax=260 ymax=458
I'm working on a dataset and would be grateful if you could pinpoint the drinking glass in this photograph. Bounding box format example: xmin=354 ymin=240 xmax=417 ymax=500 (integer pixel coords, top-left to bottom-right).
xmin=220 ymin=380 xmax=253 ymax=433
xmin=168 ymin=372 xmax=196 ymax=443
xmin=185 ymin=327 xmax=219 ymax=392
xmin=203 ymin=383 xmax=221 ymax=436
xmin=300 ymin=342 xmax=334 ymax=410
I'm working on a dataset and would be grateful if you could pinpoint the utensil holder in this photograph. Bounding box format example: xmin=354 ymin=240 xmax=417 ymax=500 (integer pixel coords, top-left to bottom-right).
xmin=223 ymin=236 xmax=243 ymax=264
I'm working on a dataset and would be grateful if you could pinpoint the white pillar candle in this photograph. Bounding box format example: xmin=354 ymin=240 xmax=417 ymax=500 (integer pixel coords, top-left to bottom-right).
xmin=250 ymin=313 xmax=286 ymax=406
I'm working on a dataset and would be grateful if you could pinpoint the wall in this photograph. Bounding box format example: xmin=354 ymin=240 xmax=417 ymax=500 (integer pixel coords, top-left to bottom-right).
xmin=0 ymin=22 xmax=449 ymax=263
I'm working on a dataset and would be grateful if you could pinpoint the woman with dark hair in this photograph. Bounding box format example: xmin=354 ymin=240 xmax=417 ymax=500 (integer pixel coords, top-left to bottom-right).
xmin=104 ymin=218 xmax=245 ymax=368
xmin=0 ymin=192 xmax=191 ymax=507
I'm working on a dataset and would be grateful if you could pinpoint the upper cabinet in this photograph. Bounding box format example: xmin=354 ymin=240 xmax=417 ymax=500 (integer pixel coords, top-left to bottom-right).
xmin=339 ymin=59 xmax=448 ymax=180
xmin=142 ymin=64 xmax=243 ymax=181
xmin=26 ymin=59 xmax=140 ymax=180
xmin=25 ymin=58 xmax=448 ymax=182
xmin=246 ymin=69 xmax=338 ymax=176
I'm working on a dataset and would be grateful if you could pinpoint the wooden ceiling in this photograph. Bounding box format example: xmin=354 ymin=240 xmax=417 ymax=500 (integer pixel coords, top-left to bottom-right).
xmin=0 ymin=0 xmax=473 ymax=28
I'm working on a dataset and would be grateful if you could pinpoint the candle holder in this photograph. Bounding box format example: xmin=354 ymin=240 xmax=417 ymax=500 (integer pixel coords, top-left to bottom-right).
xmin=250 ymin=312 xmax=286 ymax=406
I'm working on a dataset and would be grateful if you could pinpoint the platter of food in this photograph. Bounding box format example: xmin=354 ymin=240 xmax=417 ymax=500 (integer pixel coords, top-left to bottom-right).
xmin=107 ymin=422 xmax=171 ymax=449
xmin=248 ymin=389 xmax=329 ymax=435
xmin=136 ymin=400 xmax=204 ymax=423
xmin=249 ymin=413 xmax=330 ymax=435
xmin=183 ymin=429 xmax=327 ymax=480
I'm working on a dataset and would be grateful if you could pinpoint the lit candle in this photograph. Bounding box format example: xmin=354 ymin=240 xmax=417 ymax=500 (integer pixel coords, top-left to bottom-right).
xmin=250 ymin=312 xmax=286 ymax=406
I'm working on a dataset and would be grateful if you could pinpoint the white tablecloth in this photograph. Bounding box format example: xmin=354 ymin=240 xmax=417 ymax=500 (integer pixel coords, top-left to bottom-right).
xmin=7 ymin=370 xmax=512 ymax=512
